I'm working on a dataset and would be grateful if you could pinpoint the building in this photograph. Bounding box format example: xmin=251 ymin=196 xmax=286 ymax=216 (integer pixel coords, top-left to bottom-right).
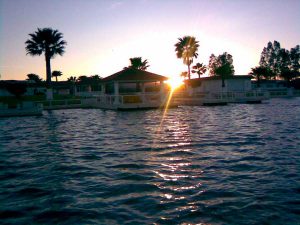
xmin=185 ymin=75 xmax=253 ymax=95
xmin=175 ymin=75 xmax=268 ymax=105
xmin=87 ymin=68 xmax=170 ymax=109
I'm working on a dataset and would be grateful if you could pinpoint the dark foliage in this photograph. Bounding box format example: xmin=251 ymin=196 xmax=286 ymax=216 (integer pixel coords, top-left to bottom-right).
xmin=208 ymin=52 xmax=234 ymax=87
xmin=192 ymin=63 xmax=207 ymax=78
xmin=249 ymin=66 xmax=274 ymax=87
xmin=5 ymin=82 xmax=27 ymax=98
xmin=125 ymin=57 xmax=149 ymax=71
xmin=259 ymin=41 xmax=300 ymax=81
xmin=27 ymin=73 xmax=43 ymax=84
xmin=291 ymin=78 xmax=300 ymax=89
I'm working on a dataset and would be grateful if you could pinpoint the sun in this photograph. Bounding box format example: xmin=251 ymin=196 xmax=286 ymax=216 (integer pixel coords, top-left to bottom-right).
xmin=167 ymin=76 xmax=184 ymax=90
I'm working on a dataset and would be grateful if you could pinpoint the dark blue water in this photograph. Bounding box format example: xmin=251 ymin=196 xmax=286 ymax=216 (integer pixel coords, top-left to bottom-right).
xmin=1 ymin=98 xmax=300 ymax=224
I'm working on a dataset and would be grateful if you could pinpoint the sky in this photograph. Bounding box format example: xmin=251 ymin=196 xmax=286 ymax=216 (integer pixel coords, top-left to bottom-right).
xmin=0 ymin=0 xmax=299 ymax=81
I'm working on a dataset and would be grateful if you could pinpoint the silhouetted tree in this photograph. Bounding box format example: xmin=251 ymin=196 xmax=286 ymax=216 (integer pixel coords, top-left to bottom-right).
xmin=209 ymin=53 xmax=234 ymax=76
xmin=279 ymin=45 xmax=300 ymax=84
xmin=192 ymin=63 xmax=207 ymax=78
xmin=52 ymin=70 xmax=63 ymax=82
xmin=26 ymin=73 xmax=43 ymax=84
xmin=25 ymin=28 xmax=67 ymax=88
xmin=259 ymin=41 xmax=281 ymax=78
xmin=259 ymin=41 xmax=300 ymax=80
xmin=254 ymin=41 xmax=300 ymax=87
xmin=67 ymin=76 xmax=77 ymax=82
xmin=280 ymin=69 xmax=300 ymax=86
xmin=249 ymin=66 xmax=273 ymax=87
xmin=291 ymin=78 xmax=300 ymax=90
xmin=175 ymin=36 xmax=199 ymax=80
xmin=91 ymin=74 xmax=102 ymax=81
xmin=126 ymin=57 xmax=149 ymax=70
xmin=180 ymin=71 xmax=188 ymax=80
xmin=208 ymin=52 xmax=234 ymax=87
xmin=289 ymin=45 xmax=300 ymax=72
xmin=77 ymin=75 xmax=90 ymax=84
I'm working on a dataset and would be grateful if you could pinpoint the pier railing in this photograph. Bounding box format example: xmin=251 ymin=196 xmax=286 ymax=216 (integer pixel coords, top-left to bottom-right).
xmin=193 ymin=90 xmax=268 ymax=101
xmin=174 ymin=90 xmax=269 ymax=104
xmin=35 ymin=93 xmax=163 ymax=109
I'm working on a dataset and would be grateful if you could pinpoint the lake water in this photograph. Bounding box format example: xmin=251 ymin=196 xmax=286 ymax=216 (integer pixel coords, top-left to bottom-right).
xmin=0 ymin=98 xmax=300 ymax=224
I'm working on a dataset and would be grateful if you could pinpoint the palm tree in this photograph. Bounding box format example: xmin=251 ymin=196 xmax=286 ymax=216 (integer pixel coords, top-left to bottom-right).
xmin=67 ymin=76 xmax=77 ymax=82
xmin=192 ymin=63 xmax=207 ymax=78
xmin=126 ymin=57 xmax=149 ymax=70
xmin=180 ymin=71 xmax=188 ymax=80
xmin=52 ymin=70 xmax=63 ymax=82
xmin=175 ymin=36 xmax=199 ymax=80
xmin=25 ymin=28 xmax=66 ymax=98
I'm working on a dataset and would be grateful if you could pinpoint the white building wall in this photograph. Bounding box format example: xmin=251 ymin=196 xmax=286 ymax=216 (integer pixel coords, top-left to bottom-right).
xmin=190 ymin=80 xmax=225 ymax=94
xmin=226 ymin=79 xmax=252 ymax=92
xmin=188 ymin=78 xmax=252 ymax=95
xmin=244 ymin=80 xmax=252 ymax=91
xmin=203 ymin=80 xmax=224 ymax=92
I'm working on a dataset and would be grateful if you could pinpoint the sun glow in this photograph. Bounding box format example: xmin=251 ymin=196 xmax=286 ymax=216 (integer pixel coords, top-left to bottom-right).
xmin=167 ymin=76 xmax=184 ymax=90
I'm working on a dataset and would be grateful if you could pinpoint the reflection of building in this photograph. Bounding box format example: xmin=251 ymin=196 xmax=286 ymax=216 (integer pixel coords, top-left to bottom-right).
xmin=87 ymin=68 xmax=169 ymax=109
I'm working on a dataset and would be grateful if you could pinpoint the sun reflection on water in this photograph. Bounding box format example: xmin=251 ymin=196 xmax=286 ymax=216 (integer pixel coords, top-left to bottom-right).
xmin=142 ymin=98 xmax=207 ymax=218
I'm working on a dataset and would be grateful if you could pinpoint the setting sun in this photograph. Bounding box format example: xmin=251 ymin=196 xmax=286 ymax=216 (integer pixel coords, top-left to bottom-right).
xmin=167 ymin=76 xmax=184 ymax=90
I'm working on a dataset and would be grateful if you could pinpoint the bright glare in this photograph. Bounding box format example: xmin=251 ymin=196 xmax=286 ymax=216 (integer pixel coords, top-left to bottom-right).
xmin=167 ymin=77 xmax=184 ymax=90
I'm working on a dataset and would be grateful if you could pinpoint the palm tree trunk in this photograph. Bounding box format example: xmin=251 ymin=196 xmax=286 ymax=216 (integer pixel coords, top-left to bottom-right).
xmin=56 ymin=76 xmax=58 ymax=82
xmin=45 ymin=54 xmax=51 ymax=88
xmin=188 ymin=64 xmax=191 ymax=80
xmin=45 ymin=49 xmax=53 ymax=100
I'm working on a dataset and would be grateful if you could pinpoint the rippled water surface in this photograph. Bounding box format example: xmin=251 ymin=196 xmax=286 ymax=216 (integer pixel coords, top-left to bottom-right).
xmin=1 ymin=98 xmax=300 ymax=224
